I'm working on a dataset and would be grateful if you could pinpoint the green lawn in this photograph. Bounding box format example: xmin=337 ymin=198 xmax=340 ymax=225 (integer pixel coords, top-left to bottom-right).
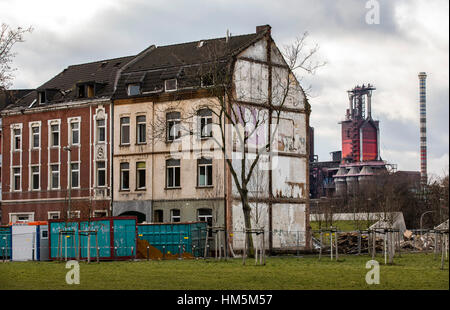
xmin=310 ymin=220 xmax=375 ymax=231
xmin=0 ymin=253 xmax=447 ymax=290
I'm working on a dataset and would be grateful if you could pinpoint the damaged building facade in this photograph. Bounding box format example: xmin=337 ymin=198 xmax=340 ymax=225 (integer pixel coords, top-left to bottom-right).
xmin=1 ymin=25 xmax=310 ymax=251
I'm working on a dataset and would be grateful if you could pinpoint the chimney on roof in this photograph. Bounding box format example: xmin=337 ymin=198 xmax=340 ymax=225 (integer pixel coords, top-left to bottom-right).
xmin=256 ymin=24 xmax=271 ymax=35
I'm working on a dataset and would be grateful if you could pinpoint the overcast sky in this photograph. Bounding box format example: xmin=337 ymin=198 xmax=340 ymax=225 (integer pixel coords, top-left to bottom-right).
xmin=2 ymin=0 xmax=448 ymax=178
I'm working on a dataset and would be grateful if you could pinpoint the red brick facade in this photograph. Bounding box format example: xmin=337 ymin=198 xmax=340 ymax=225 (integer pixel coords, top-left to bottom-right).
xmin=1 ymin=101 xmax=111 ymax=224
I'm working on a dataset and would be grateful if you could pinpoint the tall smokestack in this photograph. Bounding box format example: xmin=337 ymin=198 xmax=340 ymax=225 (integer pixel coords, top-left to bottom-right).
xmin=418 ymin=72 xmax=427 ymax=187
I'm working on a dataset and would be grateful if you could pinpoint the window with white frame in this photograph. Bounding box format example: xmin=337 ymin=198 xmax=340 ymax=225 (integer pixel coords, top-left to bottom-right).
xmin=120 ymin=117 xmax=130 ymax=145
xmin=97 ymin=119 xmax=105 ymax=143
xmin=198 ymin=158 xmax=213 ymax=187
xmin=70 ymin=121 xmax=80 ymax=145
xmin=120 ymin=162 xmax=130 ymax=190
xmin=197 ymin=208 xmax=213 ymax=234
xmin=31 ymin=166 xmax=40 ymax=190
xmin=67 ymin=210 xmax=80 ymax=219
xmin=166 ymin=112 xmax=181 ymax=141
xmin=198 ymin=109 xmax=213 ymax=138
xmin=50 ymin=164 xmax=59 ymax=189
xmin=10 ymin=213 xmax=34 ymax=223
xmin=136 ymin=115 xmax=146 ymax=144
xmin=93 ymin=210 xmax=107 ymax=218
xmin=171 ymin=209 xmax=181 ymax=223
xmin=50 ymin=124 xmax=60 ymax=147
xmin=31 ymin=125 xmax=40 ymax=149
xmin=127 ymin=83 xmax=141 ymax=96
xmin=48 ymin=211 xmax=60 ymax=220
xmin=136 ymin=161 xmax=146 ymax=190
xmin=70 ymin=162 xmax=80 ymax=188
xmin=166 ymin=159 xmax=180 ymax=188
xmin=165 ymin=79 xmax=177 ymax=92
xmin=12 ymin=167 xmax=21 ymax=191
xmin=13 ymin=128 xmax=21 ymax=151
xmin=97 ymin=161 xmax=106 ymax=187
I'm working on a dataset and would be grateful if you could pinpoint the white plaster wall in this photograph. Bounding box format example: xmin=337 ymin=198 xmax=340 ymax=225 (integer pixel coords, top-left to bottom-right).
xmin=231 ymin=201 xmax=270 ymax=250
xmin=272 ymin=203 xmax=306 ymax=248
xmin=272 ymin=156 xmax=307 ymax=199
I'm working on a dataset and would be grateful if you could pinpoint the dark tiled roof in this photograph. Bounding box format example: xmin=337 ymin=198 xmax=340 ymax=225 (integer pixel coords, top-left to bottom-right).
xmin=0 ymin=89 xmax=34 ymax=111
xmin=114 ymin=31 xmax=265 ymax=99
xmin=3 ymin=55 xmax=135 ymax=113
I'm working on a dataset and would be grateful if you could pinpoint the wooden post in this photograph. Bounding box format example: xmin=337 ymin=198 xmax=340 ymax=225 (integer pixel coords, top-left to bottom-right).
xmin=147 ymin=246 xmax=150 ymax=261
xmin=243 ymin=230 xmax=247 ymax=266
xmin=335 ymin=229 xmax=338 ymax=261
xmin=319 ymin=230 xmax=323 ymax=261
xmin=255 ymin=232 xmax=258 ymax=266
xmin=263 ymin=231 xmax=266 ymax=266
xmin=384 ymin=230 xmax=387 ymax=265
xmin=203 ymin=228 xmax=209 ymax=259
xmin=87 ymin=233 xmax=91 ymax=264
xmin=434 ymin=231 xmax=438 ymax=260
xmin=96 ymin=232 xmax=99 ymax=264
xmin=330 ymin=231 xmax=333 ymax=260
xmin=357 ymin=231 xmax=361 ymax=256
xmin=372 ymin=230 xmax=377 ymax=259
xmin=441 ymin=233 xmax=445 ymax=270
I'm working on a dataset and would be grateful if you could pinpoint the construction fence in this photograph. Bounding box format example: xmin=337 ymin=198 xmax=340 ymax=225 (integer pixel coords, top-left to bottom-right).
xmin=2 ymin=226 xmax=449 ymax=263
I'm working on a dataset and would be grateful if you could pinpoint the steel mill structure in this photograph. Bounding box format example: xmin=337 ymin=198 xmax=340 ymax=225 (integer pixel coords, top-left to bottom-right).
xmin=333 ymin=84 xmax=393 ymax=196
xmin=418 ymin=72 xmax=427 ymax=187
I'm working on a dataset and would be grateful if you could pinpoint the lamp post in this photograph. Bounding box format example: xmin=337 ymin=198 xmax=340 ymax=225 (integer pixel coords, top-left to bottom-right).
xmin=420 ymin=210 xmax=435 ymax=235
xmin=63 ymin=145 xmax=72 ymax=219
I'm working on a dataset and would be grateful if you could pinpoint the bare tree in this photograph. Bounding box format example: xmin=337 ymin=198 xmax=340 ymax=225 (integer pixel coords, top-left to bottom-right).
xmin=0 ymin=23 xmax=33 ymax=89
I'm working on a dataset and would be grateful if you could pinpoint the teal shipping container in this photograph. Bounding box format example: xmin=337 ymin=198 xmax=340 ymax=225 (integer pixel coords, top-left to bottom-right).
xmin=0 ymin=226 xmax=12 ymax=260
xmin=48 ymin=217 xmax=137 ymax=260
xmin=137 ymin=222 xmax=207 ymax=257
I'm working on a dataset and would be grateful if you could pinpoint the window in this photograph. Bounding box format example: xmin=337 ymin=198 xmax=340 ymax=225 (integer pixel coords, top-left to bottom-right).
xmin=171 ymin=209 xmax=181 ymax=223
xmin=166 ymin=112 xmax=181 ymax=141
xmin=70 ymin=121 xmax=79 ymax=145
xmin=78 ymin=84 xmax=94 ymax=98
xmin=97 ymin=161 xmax=106 ymax=187
xmin=201 ymin=74 xmax=214 ymax=87
xmin=136 ymin=115 xmax=146 ymax=144
xmin=13 ymin=128 xmax=21 ymax=151
xmin=197 ymin=209 xmax=213 ymax=234
xmin=166 ymin=159 xmax=180 ymax=188
xmin=10 ymin=213 xmax=34 ymax=223
xmin=154 ymin=210 xmax=164 ymax=223
xmin=31 ymin=126 xmax=40 ymax=148
xmin=38 ymin=91 xmax=46 ymax=104
xmin=51 ymin=124 xmax=60 ymax=147
xmin=97 ymin=119 xmax=105 ymax=143
xmin=13 ymin=167 xmax=21 ymax=191
xmin=31 ymin=166 xmax=40 ymax=190
xmin=120 ymin=162 xmax=130 ymax=190
xmin=48 ymin=212 xmax=60 ymax=220
xmin=67 ymin=210 xmax=80 ymax=219
xmin=50 ymin=164 xmax=59 ymax=189
xmin=136 ymin=162 xmax=146 ymax=190
xmin=70 ymin=163 xmax=79 ymax=188
xmin=93 ymin=210 xmax=107 ymax=218
xmin=127 ymin=84 xmax=141 ymax=96
xmin=120 ymin=117 xmax=130 ymax=145
xmin=198 ymin=109 xmax=212 ymax=138
xmin=165 ymin=79 xmax=177 ymax=92
xmin=198 ymin=158 xmax=213 ymax=187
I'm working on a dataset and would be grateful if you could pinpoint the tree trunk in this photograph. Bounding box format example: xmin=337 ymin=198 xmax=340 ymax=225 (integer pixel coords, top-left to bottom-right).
xmin=242 ymin=193 xmax=255 ymax=258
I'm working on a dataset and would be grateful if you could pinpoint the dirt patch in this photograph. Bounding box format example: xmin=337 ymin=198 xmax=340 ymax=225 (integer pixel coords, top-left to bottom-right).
xmin=136 ymin=239 xmax=194 ymax=260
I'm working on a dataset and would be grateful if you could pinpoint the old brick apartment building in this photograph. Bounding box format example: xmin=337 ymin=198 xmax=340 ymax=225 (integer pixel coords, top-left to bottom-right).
xmin=0 ymin=57 xmax=134 ymax=223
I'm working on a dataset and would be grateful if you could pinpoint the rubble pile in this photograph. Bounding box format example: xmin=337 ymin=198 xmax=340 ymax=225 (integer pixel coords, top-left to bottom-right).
xmin=336 ymin=232 xmax=383 ymax=254
xmin=400 ymin=230 xmax=436 ymax=251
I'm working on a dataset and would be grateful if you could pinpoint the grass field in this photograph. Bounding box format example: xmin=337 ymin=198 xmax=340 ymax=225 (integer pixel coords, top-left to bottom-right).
xmin=0 ymin=253 xmax=448 ymax=290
